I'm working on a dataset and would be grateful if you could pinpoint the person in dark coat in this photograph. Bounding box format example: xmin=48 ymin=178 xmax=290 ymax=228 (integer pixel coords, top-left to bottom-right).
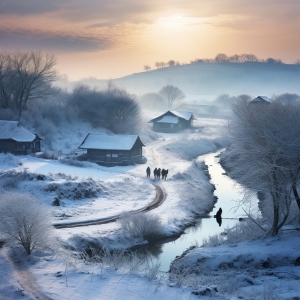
xmin=162 ymin=169 xmax=168 ymax=180
xmin=214 ymin=207 xmax=222 ymax=227
xmin=157 ymin=168 xmax=161 ymax=179
xmin=153 ymin=168 xmax=157 ymax=179
xmin=146 ymin=166 xmax=151 ymax=178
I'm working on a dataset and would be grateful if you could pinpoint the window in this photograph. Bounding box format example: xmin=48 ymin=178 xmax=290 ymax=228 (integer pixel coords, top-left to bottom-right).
xmin=112 ymin=150 xmax=119 ymax=158
xmin=16 ymin=143 xmax=25 ymax=150
xmin=95 ymin=150 xmax=105 ymax=156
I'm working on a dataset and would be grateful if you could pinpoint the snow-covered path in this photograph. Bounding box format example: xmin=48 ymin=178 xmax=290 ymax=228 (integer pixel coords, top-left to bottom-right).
xmin=2 ymin=246 xmax=52 ymax=300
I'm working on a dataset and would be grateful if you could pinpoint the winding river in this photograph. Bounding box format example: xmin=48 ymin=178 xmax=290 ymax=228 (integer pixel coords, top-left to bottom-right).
xmin=144 ymin=151 xmax=252 ymax=272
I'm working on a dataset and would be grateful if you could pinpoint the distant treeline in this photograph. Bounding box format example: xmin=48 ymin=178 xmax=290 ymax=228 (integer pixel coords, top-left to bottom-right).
xmin=144 ymin=53 xmax=300 ymax=71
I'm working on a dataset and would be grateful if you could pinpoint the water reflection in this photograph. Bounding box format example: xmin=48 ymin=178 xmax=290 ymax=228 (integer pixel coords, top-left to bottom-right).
xmin=135 ymin=242 xmax=164 ymax=259
xmin=138 ymin=151 xmax=251 ymax=272
xmin=185 ymin=218 xmax=203 ymax=233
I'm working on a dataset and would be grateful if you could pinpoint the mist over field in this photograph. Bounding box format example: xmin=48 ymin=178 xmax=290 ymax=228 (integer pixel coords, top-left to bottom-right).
xmin=58 ymin=62 xmax=300 ymax=98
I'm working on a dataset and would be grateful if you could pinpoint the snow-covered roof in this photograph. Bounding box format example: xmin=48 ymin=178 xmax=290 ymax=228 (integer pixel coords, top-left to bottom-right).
xmin=78 ymin=133 xmax=144 ymax=150
xmin=170 ymin=110 xmax=193 ymax=120
xmin=149 ymin=110 xmax=194 ymax=123
xmin=0 ymin=120 xmax=36 ymax=142
xmin=156 ymin=116 xmax=179 ymax=124
xmin=251 ymin=96 xmax=271 ymax=103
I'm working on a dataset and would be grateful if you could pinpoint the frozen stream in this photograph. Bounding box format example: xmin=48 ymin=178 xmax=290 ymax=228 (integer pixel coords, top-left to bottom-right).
xmin=145 ymin=151 xmax=252 ymax=272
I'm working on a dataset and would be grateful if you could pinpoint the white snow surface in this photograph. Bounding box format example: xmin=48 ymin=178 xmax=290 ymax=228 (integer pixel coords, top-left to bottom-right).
xmin=0 ymin=117 xmax=299 ymax=300
xmin=170 ymin=110 xmax=193 ymax=120
xmin=0 ymin=120 xmax=36 ymax=142
xmin=78 ymin=133 xmax=143 ymax=150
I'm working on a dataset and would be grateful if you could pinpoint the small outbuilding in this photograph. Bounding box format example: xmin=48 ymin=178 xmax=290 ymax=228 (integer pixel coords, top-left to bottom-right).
xmin=0 ymin=120 xmax=42 ymax=154
xmin=78 ymin=133 xmax=145 ymax=166
xmin=250 ymin=96 xmax=271 ymax=104
xmin=149 ymin=110 xmax=194 ymax=133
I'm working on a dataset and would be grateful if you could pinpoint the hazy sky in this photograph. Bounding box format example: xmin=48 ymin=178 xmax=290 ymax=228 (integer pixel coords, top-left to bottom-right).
xmin=1 ymin=0 xmax=300 ymax=80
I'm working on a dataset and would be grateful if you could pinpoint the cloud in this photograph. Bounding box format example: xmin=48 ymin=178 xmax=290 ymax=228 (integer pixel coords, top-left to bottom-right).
xmin=1 ymin=0 xmax=299 ymax=28
xmin=0 ymin=28 xmax=114 ymax=53
xmin=0 ymin=0 xmax=62 ymax=15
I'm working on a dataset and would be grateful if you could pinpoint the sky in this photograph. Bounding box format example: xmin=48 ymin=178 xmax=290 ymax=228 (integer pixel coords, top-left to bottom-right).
xmin=0 ymin=0 xmax=300 ymax=80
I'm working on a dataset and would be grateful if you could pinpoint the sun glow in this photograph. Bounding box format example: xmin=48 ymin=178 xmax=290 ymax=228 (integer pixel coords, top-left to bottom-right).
xmin=152 ymin=14 xmax=200 ymax=33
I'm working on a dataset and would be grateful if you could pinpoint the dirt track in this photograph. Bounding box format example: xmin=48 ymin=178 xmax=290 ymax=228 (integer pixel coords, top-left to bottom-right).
xmin=53 ymin=184 xmax=165 ymax=229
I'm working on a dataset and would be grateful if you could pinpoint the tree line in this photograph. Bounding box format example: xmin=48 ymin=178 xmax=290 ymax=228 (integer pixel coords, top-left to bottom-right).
xmin=0 ymin=51 xmax=144 ymax=135
xmin=144 ymin=53 xmax=300 ymax=71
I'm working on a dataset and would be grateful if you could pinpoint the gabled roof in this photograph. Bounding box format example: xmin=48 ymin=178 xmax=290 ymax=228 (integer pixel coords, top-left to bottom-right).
xmin=149 ymin=110 xmax=194 ymax=123
xmin=0 ymin=120 xmax=36 ymax=142
xmin=251 ymin=96 xmax=271 ymax=103
xmin=156 ymin=116 xmax=179 ymax=124
xmin=78 ymin=133 xmax=145 ymax=150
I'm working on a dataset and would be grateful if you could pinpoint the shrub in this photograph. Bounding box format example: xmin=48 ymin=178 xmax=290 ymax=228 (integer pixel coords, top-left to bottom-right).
xmin=0 ymin=192 xmax=53 ymax=255
xmin=118 ymin=212 xmax=163 ymax=241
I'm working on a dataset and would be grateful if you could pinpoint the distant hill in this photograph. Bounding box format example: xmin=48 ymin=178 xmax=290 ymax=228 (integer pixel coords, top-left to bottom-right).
xmin=69 ymin=62 xmax=300 ymax=98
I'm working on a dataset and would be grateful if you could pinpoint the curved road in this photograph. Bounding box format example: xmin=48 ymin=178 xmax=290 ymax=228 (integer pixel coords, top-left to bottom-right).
xmin=53 ymin=184 xmax=165 ymax=229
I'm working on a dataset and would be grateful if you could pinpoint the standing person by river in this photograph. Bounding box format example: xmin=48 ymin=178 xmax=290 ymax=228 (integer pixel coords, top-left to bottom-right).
xmin=214 ymin=208 xmax=222 ymax=227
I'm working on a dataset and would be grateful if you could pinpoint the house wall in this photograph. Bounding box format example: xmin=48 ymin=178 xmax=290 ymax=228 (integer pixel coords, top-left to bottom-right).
xmin=0 ymin=138 xmax=41 ymax=154
xmin=153 ymin=119 xmax=192 ymax=133
xmin=87 ymin=146 xmax=143 ymax=166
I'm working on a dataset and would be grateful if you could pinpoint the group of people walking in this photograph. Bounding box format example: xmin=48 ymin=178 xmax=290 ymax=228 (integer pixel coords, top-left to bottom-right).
xmin=146 ymin=166 xmax=168 ymax=180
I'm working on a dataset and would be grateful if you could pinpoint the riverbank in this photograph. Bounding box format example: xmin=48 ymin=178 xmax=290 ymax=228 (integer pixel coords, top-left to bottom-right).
xmin=0 ymin=118 xmax=233 ymax=299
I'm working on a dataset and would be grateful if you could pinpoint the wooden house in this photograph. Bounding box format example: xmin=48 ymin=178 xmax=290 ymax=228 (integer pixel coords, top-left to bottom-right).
xmin=78 ymin=133 xmax=145 ymax=166
xmin=0 ymin=120 xmax=42 ymax=154
xmin=149 ymin=110 xmax=194 ymax=133
xmin=250 ymin=96 xmax=271 ymax=104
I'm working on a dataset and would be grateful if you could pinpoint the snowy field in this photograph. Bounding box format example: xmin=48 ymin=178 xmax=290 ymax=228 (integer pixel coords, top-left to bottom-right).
xmin=0 ymin=118 xmax=300 ymax=300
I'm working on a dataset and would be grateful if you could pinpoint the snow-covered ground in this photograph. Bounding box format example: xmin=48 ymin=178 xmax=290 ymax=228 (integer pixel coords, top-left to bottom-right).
xmin=0 ymin=118 xmax=299 ymax=300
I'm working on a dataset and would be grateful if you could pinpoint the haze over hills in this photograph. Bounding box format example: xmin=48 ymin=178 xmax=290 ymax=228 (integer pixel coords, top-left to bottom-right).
xmin=65 ymin=62 xmax=300 ymax=99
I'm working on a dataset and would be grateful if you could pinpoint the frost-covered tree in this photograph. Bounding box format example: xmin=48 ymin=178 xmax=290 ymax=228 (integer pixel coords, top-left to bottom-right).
xmin=69 ymin=83 xmax=142 ymax=134
xmin=273 ymin=93 xmax=300 ymax=104
xmin=0 ymin=192 xmax=53 ymax=255
xmin=159 ymin=85 xmax=185 ymax=110
xmin=226 ymin=99 xmax=300 ymax=235
xmin=139 ymin=92 xmax=166 ymax=110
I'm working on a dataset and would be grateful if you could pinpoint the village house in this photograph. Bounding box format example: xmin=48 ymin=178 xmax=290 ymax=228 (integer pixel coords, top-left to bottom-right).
xmin=78 ymin=133 xmax=145 ymax=166
xmin=0 ymin=120 xmax=42 ymax=154
xmin=149 ymin=110 xmax=194 ymax=133
xmin=250 ymin=95 xmax=271 ymax=104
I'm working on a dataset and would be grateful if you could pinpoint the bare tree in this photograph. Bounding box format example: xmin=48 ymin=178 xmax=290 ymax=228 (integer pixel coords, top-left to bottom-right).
xmin=159 ymin=85 xmax=185 ymax=109
xmin=68 ymin=83 xmax=142 ymax=134
xmin=0 ymin=51 xmax=57 ymax=118
xmin=273 ymin=93 xmax=300 ymax=104
xmin=214 ymin=53 xmax=229 ymax=63
xmin=168 ymin=60 xmax=175 ymax=67
xmin=100 ymin=91 xmax=142 ymax=134
xmin=264 ymin=57 xmax=282 ymax=64
xmin=226 ymin=100 xmax=300 ymax=235
xmin=245 ymin=54 xmax=258 ymax=62
xmin=160 ymin=61 xmax=166 ymax=68
xmin=0 ymin=192 xmax=53 ymax=255
xmin=144 ymin=65 xmax=151 ymax=71
xmin=0 ymin=53 xmax=15 ymax=109
xmin=155 ymin=62 xmax=161 ymax=69
xmin=229 ymin=54 xmax=241 ymax=62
